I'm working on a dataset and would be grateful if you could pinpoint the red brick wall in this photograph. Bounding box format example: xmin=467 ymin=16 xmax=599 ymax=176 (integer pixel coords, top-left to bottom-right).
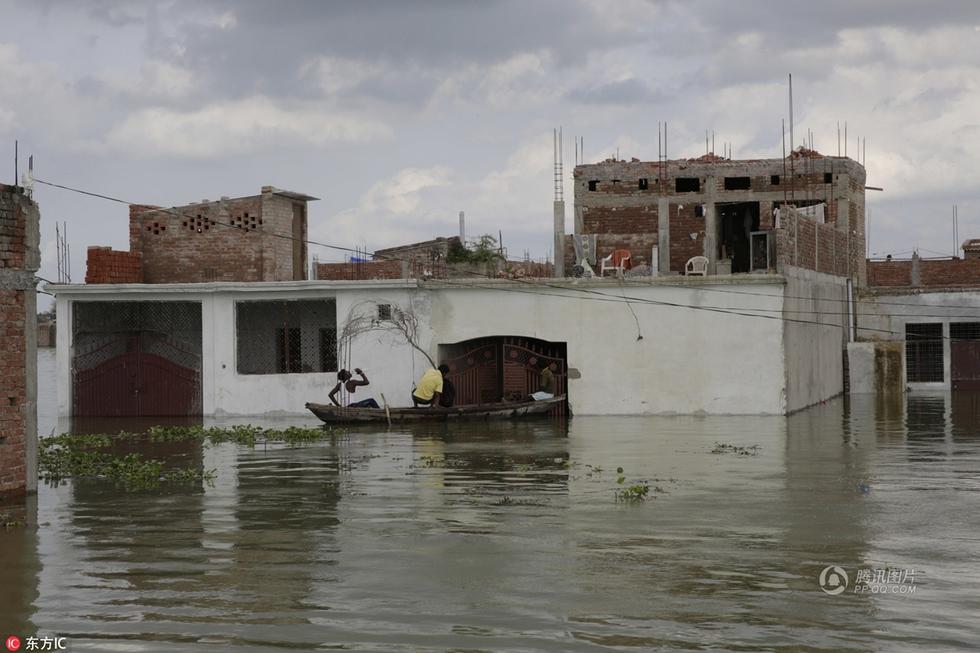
xmin=85 ymin=247 xmax=143 ymax=284
xmin=866 ymin=258 xmax=980 ymax=288
xmin=919 ymin=259 xmax=980 ymax=287
xmin=315 ymin=260 xmax=403 ymax=280
xmin=0 ymin=184 xmax=39 ymax=497
xmin=775 ymin=209 xmax=851 ymax=277
xmin=127 ymin=192 xmax=308 ymax=283
xmin=0 ymin=288 xmax=28 ymax=495
xmin=669 ymin=203 xmax=704 ymax=273
xmin=867 ymin=260 xmax=913 ymax=287
xmin=582 ymin=206 xmax=657 ymax=234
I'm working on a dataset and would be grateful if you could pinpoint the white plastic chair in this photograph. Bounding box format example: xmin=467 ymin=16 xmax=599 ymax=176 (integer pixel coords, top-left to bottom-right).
xmin=685 ymin=255 xmax=708 ymax=276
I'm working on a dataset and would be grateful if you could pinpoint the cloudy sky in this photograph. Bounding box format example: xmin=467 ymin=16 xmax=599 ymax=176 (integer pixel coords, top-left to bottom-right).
xmin=3 ymin=0 xmax=980 ymax=295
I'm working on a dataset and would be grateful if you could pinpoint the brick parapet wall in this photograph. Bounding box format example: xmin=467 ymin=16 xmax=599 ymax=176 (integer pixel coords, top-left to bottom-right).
xmin=775 ymin=208 xmax=853 ymax=279
xmin=85 ymin=246 xmax=144 ymax=284
xmin=126 ymin=190 xmax=310 ymax=283
xmin=0 ymin=184 xmax=39 ymax=498
xmin=315 ymin=260 xmax=404 ymax=280
xmin=867 ymin=257 xmax=980 ymax=289
xmin=867 ymin=260 xmax=913 ymax=287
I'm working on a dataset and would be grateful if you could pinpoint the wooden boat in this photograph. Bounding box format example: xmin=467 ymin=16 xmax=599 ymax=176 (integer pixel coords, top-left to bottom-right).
xmin=305 ymin=396 xmax=566 ymax=424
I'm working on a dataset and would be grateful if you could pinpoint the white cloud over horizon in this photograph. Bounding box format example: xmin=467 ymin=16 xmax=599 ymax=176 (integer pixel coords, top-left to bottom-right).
xmin=3 ymin=0 xmax=980 ymax=295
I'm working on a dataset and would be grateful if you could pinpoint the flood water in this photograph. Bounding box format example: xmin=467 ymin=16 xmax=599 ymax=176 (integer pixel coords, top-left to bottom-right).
xmin=2 ymin=348 xmax=979 ymax=651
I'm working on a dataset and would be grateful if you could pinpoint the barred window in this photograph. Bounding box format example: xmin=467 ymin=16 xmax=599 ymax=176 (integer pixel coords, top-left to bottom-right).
xmin=236 ymin=300 xmax=337 ymax=374
xmin=906 ymin=323 xmax=943 ymax=383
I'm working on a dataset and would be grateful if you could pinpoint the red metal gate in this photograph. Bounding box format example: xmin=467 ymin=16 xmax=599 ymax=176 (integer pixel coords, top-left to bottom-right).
xmin=952 ymin=341 xmax=980 ymax=390
xmin=73 ymin=334 xmax=202 ymax=416
xmin=951 ymin=322 xmax=980 ymax=391
xmin=441 ymin=336 xmax=567 ymax=415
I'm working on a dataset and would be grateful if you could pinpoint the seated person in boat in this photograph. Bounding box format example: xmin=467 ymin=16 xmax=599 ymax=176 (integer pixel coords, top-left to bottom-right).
xmin=412 ymin=364 xmax=449 ymax=408
xmin=330 ymin=368 xmax=379 ymax=408
xmin=530 ymin=364 xmax=556 ymax=401
xmin=439 ymin=376 xmax=456 ymax=408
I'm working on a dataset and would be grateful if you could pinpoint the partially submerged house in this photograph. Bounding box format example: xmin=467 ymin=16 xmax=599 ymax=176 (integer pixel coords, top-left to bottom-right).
xmin=850 ymin=247 xmax=980 ymax=393
xmin=50 ymin=170 xmax=862 ymax=419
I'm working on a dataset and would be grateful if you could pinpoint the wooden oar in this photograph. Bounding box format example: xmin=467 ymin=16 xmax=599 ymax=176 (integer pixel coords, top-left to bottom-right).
xmin=380 ymin=393 xmax=392 ymax=427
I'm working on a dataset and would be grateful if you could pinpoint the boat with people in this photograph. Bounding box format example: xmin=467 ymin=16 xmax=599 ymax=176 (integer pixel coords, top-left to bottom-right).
xmin=305 ymin=396 xmax=566 ymax=424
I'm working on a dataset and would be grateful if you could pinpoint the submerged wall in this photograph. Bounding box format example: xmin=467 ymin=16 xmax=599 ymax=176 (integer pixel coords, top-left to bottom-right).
xmin=781 ymin=266 xmax=848 ymax=413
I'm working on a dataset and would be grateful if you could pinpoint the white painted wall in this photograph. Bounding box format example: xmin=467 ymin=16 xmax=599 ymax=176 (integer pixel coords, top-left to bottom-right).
xmin=51 ymin=275 xmax=846 ymax=416
xmin=426 ymin=279 xmax=787 ymax=415
xmin=780 ymin=266 xmax=848 ymax=412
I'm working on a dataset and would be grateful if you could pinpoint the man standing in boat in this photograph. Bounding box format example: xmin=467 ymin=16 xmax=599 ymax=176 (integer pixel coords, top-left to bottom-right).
xmin=412 ymin=364 xmax=449 ymax=408
xmin=329 ymin=368 xmax=380 ymax=408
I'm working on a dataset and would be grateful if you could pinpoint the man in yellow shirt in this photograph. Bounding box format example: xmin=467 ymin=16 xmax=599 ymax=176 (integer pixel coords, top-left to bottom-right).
xmin=412 ymin=364 xmax=449 ymax=408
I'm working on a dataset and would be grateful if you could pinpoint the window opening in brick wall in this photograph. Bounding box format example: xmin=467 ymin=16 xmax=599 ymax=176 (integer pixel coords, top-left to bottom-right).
xmin=906 ymin=323 xmax=944 ymax=382
xmin=588 ymin=180 xmax=598 ymax=191
xmin=824 ymin=172 xmax=833 ymax=183
xmin=675 ymin=177 xmax=700 ymax=192
xmin=377 ymin=304 xmax=392 ymax=321
xmin=236 ymin=299 xmax=337 ymax=374
xmin=638 ymin=178 xmax=649 ymax=190
xmin=724 ymin=176 xmax=751 ymax=190
xmin=950 ymin=322 xmax=980 ymax=340
xmin=771 ymin=175 xmax=780 ymax=185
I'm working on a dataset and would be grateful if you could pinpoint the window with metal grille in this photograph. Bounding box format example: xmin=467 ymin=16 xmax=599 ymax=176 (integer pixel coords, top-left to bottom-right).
xmin=950 ymin=322 xmax=980 ymax=340
xmin=377 ymin=304 xmax=392 ymax=321
xmin=906 ymin=323 xmax=944 ymax=382
xmin=236 ymin=300 xmax=337 ymax=374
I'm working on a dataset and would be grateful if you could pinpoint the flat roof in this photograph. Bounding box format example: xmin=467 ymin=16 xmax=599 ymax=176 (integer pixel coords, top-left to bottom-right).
xmin=46 ymin=274 xmax=786 ymax=297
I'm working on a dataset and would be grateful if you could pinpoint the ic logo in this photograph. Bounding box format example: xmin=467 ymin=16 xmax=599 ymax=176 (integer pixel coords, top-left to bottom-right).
xmin=5 ymin=636 xmax=20 ymax=652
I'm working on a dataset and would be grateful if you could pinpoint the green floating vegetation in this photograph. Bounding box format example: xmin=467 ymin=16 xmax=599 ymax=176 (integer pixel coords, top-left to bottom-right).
xmin=615 ymin=483 xmax=650 ymax=503
xmin=711 ymin=442 xmax=761 ymax=456
xmin=39 ymin=424 xmax=340 ymax=490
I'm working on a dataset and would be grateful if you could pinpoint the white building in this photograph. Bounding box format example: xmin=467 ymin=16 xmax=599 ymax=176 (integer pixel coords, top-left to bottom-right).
xmin=50 ymin=266 xmax=847 ymax=418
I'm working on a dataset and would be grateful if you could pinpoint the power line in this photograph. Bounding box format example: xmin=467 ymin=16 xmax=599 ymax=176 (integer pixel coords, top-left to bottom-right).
xmin=32 ymin=178 xmax=980 ymax=333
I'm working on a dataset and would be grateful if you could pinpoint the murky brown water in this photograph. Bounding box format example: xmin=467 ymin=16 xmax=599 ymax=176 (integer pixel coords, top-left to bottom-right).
xmin=2 ymin=349 xmax=979 ymax=651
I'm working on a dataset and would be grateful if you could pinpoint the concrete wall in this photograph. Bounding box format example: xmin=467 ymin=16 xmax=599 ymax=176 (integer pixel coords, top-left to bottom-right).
xmin=53 ymin=276 xmax=803 ymax=416
xmin=847 ymin=341 xmax=905 ymax=394
xmin=0 ymin=184 xmax=39 ymax=496
xmin=856 ymin=288 xmax=980 ymax=389
xmin=781 ymin=266 xmax=848 ymax=412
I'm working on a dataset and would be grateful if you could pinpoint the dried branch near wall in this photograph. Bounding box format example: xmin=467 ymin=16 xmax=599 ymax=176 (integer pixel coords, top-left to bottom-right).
xmin=339 ymin=299 xmax=435 ymax=368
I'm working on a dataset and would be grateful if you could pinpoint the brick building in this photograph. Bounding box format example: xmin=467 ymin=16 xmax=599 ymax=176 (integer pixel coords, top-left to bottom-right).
xmin=0 ymin=183 xmax=39 ymax=499
xmin=314 ymin=236 xmax=553 ymax=281
xmin=570 ymin=150 xmax=867 ymax=284
xmin=87 ymin=186 xmax=317 ymax=284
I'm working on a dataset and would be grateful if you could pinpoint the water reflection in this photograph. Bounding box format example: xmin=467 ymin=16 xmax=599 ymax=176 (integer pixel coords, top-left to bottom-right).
xmin=6 ymin=349 xmax=979 ymax=651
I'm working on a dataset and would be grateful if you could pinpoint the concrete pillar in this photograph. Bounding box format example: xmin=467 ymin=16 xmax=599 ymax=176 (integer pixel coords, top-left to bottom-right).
xmin=657 ymin=197 xmax=670 ymax=273
xmin=553 ymin=200 xmax=565 ymax=277
xmin=704 ymin=201 xmax=717 ymax=274
xmin=911 ymin=252 xmax=921 ymax=287
xmin=0 ymin=184 xmax=40 ymax=501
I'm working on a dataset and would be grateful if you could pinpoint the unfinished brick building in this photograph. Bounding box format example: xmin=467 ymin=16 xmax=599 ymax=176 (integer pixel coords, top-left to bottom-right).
xmin=571 ymin=151 xmax=867 ymax=284
xmin=87 ymin=186 xmax=317 ymax=284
